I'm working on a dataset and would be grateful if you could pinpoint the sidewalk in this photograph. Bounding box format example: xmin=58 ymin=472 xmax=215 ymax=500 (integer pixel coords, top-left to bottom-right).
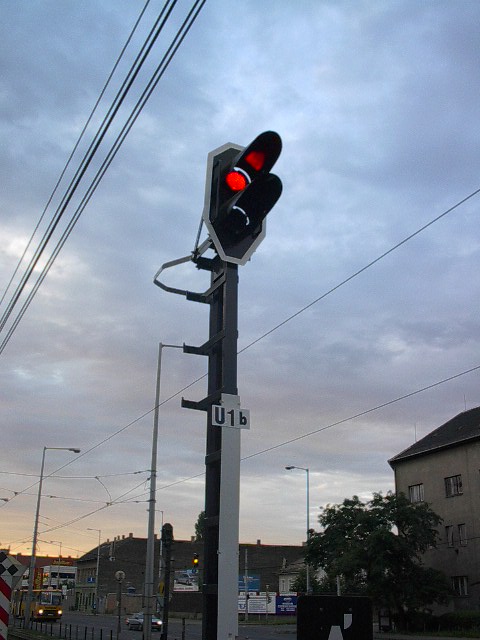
xmin=373 ymin=634 xmax=474 ymax=640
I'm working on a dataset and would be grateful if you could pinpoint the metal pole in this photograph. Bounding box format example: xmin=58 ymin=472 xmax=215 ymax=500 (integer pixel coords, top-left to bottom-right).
xmin=26 ymin=447 xmax=80 ymax=621
xmin=58 ymin=542 xmax=62 ymax=589
xmin=48 ymin=541 xmax=62 ymax=588
xmin=144 ymin=344 xmax=182 ymax=640
xmin=202 ymin=261 xmax=240 ymax=640
xmin=26 ymin=447 xmax=47 ymax=621
xmin=160 ymin=524 xmax=173 ymax=640
xmin=116 ymin=582 xmax=121 ymax=640
xmin=285 ymin=465 xmax=311 ymax=594
xmin=305 ymin=468 xmax=311 ymax=595
xmin=94 ymin=534 xmax=100 ymax=612
xmin=243 ymin=548 xmax=248 ymax=622
xmin=218 ymin=263 xmax=241 ymax=640
xmin=87 ymin=529 xmax=101 ymax=613
xmin=115 ymin=571 xmax=125 ymax=640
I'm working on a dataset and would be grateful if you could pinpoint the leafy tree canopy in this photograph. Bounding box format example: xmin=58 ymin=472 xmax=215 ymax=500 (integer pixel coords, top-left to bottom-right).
xmin=305 ymin=492 xmax=451 ymax=624
xmin=194 ymin=510 xmax=206 ymax=541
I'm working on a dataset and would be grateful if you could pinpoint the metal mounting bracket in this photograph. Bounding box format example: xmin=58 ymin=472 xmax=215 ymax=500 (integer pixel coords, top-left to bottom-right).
xmin=153 ymin=238 xmax=216 ymax=301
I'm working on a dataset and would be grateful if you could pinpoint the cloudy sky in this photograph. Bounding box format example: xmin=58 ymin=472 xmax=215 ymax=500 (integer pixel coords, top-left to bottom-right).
xmin=1 ymin=0 xmax=480 ymax=561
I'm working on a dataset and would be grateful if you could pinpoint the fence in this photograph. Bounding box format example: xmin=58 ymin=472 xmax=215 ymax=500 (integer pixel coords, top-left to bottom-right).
xmin=11 ymin=619 xmax=115 ymax=640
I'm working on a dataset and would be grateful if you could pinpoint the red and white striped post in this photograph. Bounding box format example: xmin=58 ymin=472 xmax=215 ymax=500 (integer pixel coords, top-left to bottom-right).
xmin=0 ymin=552 xmax=27 ymax=640
xmin=0 ymin=577 xmax=12 ymax=640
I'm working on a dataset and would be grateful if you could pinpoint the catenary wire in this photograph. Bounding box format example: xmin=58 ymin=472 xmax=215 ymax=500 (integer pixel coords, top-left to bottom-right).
xmin=6 ymin=359 xmax=480 ymax=555
xmin=0 ymin=0 xmax=178 ymax=340
xmin=0 ymin=0 xmax=209 ymax=354
xmin=5 ymin=358 xmax=480 ymax=548
xmin=2 ymin=186 xmax=479 ymax=512
xmin=0 ymin=0 xmax=153 ymax=310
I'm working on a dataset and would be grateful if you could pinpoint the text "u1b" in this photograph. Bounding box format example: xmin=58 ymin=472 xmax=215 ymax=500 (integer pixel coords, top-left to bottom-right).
xmin=212 ymin=405 xmax=250 ymax=430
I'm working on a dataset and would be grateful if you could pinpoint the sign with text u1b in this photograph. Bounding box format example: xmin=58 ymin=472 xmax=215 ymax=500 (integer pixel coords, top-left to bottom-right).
xmin=211 ymin=394 xmax=250 ymax=429
xmin=297 ymin=595 xmax=372 ymax=640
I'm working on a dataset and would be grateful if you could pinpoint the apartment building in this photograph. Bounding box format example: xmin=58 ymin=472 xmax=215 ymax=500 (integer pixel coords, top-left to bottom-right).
xmin=389 ymin=406 xmax=480 ymax=610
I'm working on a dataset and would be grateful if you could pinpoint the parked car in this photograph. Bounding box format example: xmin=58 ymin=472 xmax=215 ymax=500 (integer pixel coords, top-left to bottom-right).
xmin=126 ymin=613 xmax=162 ymax=631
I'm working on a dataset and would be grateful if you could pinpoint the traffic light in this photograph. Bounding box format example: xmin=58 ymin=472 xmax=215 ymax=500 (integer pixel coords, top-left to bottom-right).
xmin=192 ymin=553 xmax=199 ymax=570
xmin=203 ymin=131 xmax=283 ymax=265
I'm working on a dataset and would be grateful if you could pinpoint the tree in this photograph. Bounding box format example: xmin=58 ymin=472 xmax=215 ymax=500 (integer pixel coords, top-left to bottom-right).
xmin=194 ymin=510 xmax=206 ymax=541
xmin=305 ymin=492 xmax=452 ymax=628
xmin=290 ymin=566 xmax=323 ymax=594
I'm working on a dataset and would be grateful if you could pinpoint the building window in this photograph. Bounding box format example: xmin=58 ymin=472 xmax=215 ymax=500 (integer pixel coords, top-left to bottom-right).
xmin=445 ymin=474 xmax=463 ymax=497
xmin=458 ymin=523 xmax=467 ymax=546
xmin=446 ymin=525 xmax=454 ymax=547
xmin=452 ymin=576 xmax=468 ymax=596
xmin=408 ymin=483 xmax=424 ymax=503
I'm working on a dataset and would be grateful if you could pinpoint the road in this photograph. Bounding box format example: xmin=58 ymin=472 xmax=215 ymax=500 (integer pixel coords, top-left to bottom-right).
xmin=59 ymin=612 xmax=296 ymax=640
xmin=47 ymin=612 xmax=476 ymax=640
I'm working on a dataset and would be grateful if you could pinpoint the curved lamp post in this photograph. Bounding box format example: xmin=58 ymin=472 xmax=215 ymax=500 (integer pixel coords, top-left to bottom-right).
xmin=285 ymin=465 xmax=311 ymax=594
xmin=26 ymin=447 xmax=80 ymax=621
xmin=144 ymin=343 xmax=183 ymax=640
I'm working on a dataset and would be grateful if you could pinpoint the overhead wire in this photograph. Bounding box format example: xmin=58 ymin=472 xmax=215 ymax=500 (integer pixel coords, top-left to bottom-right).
xmin=0 ymin=0 xmax=153 ymax=310
xmin=0 ymin=0 xmax=207 ymax=355
xmin=7 ymin=359 xmax=479 ymax=545
xmin=2 ymin=186 xmax=480 ymax=524
xmin=1 ymin=4 xmax=478 ymax=544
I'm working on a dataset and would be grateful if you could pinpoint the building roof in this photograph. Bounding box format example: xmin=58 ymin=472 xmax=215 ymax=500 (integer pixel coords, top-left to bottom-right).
xmin=389 ymin=406 xmax=480 ymax=467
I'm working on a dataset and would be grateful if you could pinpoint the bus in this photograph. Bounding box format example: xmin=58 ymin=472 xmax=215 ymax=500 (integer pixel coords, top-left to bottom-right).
xmin=13 ymin=589 xmax=63 ymax=622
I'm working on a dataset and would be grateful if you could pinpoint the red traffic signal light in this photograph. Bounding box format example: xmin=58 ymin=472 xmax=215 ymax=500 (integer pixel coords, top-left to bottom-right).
xmin=203 ymin=131 xmax=282 ymax=265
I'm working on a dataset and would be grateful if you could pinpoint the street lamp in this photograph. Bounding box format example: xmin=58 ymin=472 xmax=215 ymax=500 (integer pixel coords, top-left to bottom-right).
xmin=87 ymin=528 xmax=101 ymax=614
xmin=48 ymin=540 xmax=62 ymax=588
xmin=26 ymin=447 xmax=80 ymax=623
xmin=144 ymin=342 xmax=183 ymax=640
xmin=285 ymin=465 xmax=311 ymax=595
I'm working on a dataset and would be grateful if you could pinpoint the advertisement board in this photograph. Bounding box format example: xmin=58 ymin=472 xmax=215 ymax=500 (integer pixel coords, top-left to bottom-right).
xmin=276 ymin=594 xmax=297 ymax=615
xmin=238 ymin=574 xmax=260 ymax=592
xmin=173 ymin=569 xmax=199 ymax=591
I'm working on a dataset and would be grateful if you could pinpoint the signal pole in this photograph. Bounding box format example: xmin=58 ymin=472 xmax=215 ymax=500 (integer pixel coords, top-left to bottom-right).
xmin=155 ymin=131 xmax=282 ymax=640
xmin=182 ymin=257 xmax=241 ymax=640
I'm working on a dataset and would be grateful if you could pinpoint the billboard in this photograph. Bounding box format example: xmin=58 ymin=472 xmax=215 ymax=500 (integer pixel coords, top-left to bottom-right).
xmin=238 ymin=574 xmax=260 ymax=592
xmin=173 ymin=569 xmax=199 ymax=592
xmin=276 ymin=595 xmax=297 ymax=615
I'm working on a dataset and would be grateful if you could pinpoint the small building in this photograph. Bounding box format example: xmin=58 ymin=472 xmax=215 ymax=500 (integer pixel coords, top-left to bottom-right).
xmin=389 ymin=406 xmax=480 ymax=611
xmin=75 ymin=533 xmax=303 ymax=614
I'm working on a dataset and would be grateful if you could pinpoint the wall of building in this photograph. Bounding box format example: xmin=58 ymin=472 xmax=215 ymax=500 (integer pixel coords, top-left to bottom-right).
xmin=75 ymin=535 xmax=303 ymax=614
xmin=393 ymin=441 xmax=480 ymax=610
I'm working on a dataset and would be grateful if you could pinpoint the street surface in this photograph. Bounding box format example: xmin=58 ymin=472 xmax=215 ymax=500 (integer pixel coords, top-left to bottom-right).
xmin=59 ymin=612 xmax=296 ymax=640
xmin=41 ymin=612 xmax=476 ymax=640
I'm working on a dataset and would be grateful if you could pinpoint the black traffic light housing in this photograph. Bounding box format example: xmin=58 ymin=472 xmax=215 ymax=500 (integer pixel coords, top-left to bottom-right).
xmin=192 ymin=553 xmax=199 ymax=569
xmin=202 ymin=131 xmax=282 ymax=265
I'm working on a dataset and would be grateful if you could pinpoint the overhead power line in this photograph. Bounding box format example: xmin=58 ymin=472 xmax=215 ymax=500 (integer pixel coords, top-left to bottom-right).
xmin=0 ymin=0 xmax=206 ymax=355
xmin=0 ymin=0 xmax=153 ymax=310
xmin=2 ymin=186 xmax=479 ymax=535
